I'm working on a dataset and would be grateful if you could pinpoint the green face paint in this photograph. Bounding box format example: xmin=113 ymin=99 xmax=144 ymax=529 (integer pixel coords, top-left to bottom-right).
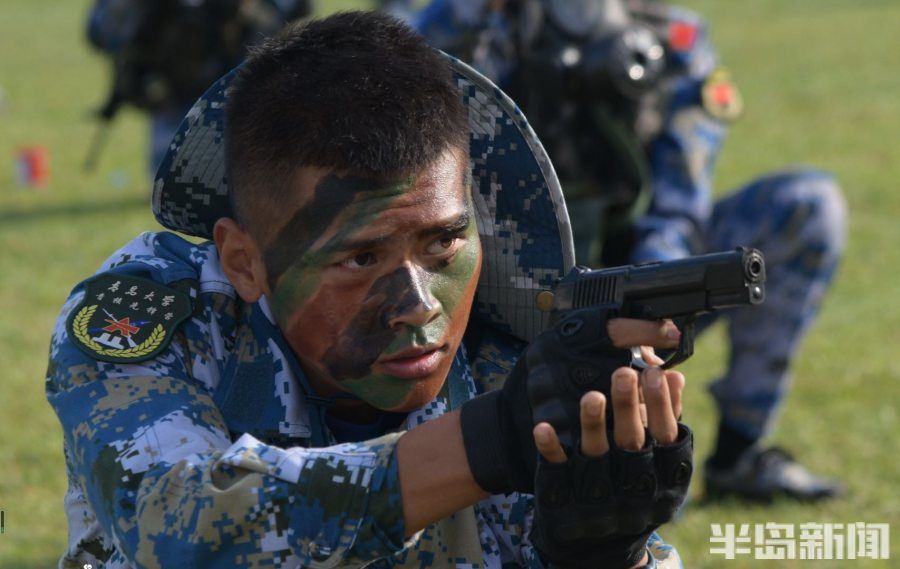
xmin=265 ymin=150 xmax=482 ymax=412
xmin=267 ymin=175 xmax=413 ymax=320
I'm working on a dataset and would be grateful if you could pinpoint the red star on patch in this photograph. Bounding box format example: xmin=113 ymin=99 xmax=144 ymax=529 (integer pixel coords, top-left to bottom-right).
xmin=103 ymin=316 xmax=141 ymax=337
xmin=713 ymin=82 xmax=734 ymax=107
xmin=669 ymin=21 xmax=698 ymax=52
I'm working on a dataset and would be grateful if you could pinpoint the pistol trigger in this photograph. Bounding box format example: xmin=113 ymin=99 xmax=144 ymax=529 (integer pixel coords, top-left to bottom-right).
xmin=660 ymin=316 xmax=697 ymax=369
xmin=630 ymin=346 xmax=649 ymax=370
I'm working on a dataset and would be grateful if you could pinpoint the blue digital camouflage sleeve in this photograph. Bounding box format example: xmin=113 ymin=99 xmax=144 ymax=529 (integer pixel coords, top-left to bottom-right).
xmin=46 ymin=284 xmax=411 ymax=568
xmin=630 ymin=7 xmax=729 ymax=264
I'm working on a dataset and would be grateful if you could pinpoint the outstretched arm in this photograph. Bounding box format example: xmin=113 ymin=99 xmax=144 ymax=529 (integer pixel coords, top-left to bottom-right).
xmin=49 ymin=282 xmax=683 ymax=567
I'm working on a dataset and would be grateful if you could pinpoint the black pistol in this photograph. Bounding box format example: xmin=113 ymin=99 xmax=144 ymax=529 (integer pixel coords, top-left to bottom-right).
xmin=536 ymin=247 xmax=767 ymax=368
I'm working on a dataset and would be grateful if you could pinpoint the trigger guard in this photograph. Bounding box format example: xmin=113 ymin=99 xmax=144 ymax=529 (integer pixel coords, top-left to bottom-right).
xmin=630 ymin=347 xmax=648 ymax=370
xmin=631 ymin=316 xmax=697 ymax=370
xmin=629 ymin=346 xmax=684 ymax=370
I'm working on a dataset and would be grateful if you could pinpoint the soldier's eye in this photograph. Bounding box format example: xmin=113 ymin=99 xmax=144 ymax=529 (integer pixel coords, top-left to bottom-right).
xmin=340 ymin=252 xmax=377 ymax=269
xmin=425 ymin=235 xmax=460 ymax=255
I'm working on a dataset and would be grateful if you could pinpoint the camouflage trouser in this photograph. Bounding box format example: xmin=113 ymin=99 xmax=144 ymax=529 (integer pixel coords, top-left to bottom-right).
xmin=699 ymin=168 xmax=846 ymax=440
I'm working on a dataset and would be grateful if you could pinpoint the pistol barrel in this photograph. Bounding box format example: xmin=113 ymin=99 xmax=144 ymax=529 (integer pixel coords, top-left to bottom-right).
xmin=552 ymin=247 xmax=766 ymax=319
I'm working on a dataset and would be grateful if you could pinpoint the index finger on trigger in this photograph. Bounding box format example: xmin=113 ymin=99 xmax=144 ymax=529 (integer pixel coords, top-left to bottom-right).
xmin=608 ymin=318 xmax=680 ymax=349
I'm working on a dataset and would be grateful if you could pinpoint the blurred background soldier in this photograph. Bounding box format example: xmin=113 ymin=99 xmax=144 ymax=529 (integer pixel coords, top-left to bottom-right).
xmin=85 ymin=0 xmax=312 ymax=173
xmin=414 ymin=0 xmax=847 ymax=502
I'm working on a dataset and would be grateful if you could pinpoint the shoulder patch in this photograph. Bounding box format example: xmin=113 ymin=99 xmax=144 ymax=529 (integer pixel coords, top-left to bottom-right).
xmin=67 ymin=273 xmax=193 ymax=363
xmin=702 ymin=67 xmax=744 ymax=122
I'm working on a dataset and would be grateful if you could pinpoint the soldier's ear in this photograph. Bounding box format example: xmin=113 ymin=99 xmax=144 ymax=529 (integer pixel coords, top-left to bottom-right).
xmin=214 ymin=218 xmax=269 ymax=303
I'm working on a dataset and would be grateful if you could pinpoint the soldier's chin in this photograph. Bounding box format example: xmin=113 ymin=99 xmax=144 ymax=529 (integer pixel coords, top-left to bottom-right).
xmin=381 ymin=374 xmax=447 ymax=413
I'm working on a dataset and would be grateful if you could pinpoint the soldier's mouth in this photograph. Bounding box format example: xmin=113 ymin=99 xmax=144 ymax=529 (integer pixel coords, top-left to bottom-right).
xmin=377 ymin=344 xmax=447 ymax=379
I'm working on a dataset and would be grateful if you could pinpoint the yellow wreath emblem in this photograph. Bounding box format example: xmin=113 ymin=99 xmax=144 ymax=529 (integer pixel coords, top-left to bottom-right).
xmin=72 ymin=305 xmax=166 ymax=359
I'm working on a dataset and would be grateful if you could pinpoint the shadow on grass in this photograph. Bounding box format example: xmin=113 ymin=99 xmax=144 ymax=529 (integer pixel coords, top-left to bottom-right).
xmin=0 ymin=195 xmax=148 ymax=224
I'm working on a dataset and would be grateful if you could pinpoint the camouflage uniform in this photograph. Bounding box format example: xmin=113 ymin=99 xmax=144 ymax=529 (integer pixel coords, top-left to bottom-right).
xmin=415 ymin=0 xmax=847 ymax=442
xmin=47 ymin=55 xmax=682 ymax=567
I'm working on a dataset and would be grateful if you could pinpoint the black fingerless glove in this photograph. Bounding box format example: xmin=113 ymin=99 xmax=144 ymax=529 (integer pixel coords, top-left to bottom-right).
xmin=529 ymin=424 xmax=694 ymax=569
xmin=526 ymin=309 xmax=633 ymax=449
xmin=458 ymin=355 xmax=537 ymax=494
xmin=460 ymin=309 xmax=632 ymax=495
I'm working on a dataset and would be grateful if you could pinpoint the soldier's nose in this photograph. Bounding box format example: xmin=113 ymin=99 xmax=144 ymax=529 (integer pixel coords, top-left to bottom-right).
xmin=385 ymin=267 xmax=441 ymax=329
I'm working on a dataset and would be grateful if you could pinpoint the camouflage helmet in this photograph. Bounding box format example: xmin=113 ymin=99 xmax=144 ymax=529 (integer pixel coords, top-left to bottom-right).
xmin=152 ymin=54 xmax=574 ymax=342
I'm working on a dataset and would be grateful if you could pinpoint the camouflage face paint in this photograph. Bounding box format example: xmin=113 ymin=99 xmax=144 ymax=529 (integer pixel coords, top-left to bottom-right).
xmin=322 ymin=265 xmax=438 ymax=380
xmin=264 ymin=174 xmax=409 ymax=288
xmin=266 ymin=150 xmax=481 ymax=412
xmin=266 ymin=173 xmax=412 ymax=320
xmin=322 ymin=209 xmax=480 ymax=410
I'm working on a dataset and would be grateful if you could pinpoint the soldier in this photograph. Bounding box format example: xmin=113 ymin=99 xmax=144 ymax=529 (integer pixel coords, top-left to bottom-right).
xmin=48 ymin=11 xmax=694 ymax=568
xmin=85 ymin=0 xmax=312 ymax=173
xmin=414 ymin=0 xmax=847 ymax=502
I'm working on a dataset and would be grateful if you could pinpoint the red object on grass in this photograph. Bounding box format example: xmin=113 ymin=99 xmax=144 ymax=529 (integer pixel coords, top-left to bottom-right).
xmin=16 ymin=145 xmax=50 ymax=187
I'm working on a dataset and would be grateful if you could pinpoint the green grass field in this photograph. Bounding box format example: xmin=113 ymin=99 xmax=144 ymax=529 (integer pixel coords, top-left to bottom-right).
xmin=1 ymin=1 xmax=898 ymax=567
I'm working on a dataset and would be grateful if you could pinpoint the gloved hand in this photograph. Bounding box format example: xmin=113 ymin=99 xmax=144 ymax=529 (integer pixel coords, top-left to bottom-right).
xmin=529 ymin=366 xmax=692 ymax=569
xmin=459 ymin=308 xmax=678 ymax=495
